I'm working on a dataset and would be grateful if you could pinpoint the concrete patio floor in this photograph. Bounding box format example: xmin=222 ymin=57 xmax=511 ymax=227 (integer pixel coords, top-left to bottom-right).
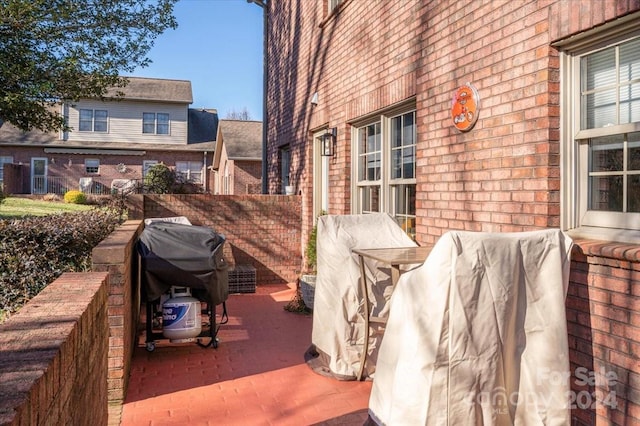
xmin=120 ymin=283 xmax=372 ymax=426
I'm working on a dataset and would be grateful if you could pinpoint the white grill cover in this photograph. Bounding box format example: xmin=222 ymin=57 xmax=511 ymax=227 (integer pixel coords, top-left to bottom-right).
xmin=369 ymin=229 xmax=573 ymax=425
xmin=310 ymin=213 xmax=417 ymax=380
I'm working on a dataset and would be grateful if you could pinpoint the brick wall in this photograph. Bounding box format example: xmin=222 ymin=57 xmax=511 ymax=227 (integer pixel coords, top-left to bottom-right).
xmin=233 ymin=160 xmax=262 ymax=194
xmin=0 ymin=272 xmax=109 ymax=426
xmin=143 ymin=194 xmax=303 ymax=284
xmin=91 ymin=219 xmax=143 ymax=423
xmin=568 ymin=240 xmax=640 ymax=425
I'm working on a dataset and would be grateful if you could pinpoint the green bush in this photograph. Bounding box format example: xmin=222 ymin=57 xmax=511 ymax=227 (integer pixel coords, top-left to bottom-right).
xmin=64 ymin=190 xmax=87 ymax=204
xmin=0 ymin=186 xmax=5 ymax=205
xmin=0 ymin=209 xmax=121 ymax=318
xmin=144 ymin=163 xmax=176 ymax=194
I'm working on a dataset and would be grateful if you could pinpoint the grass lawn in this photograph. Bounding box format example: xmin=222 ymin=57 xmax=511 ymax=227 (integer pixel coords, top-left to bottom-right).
xmin=0 ymin=197 xmax=93 ymax=219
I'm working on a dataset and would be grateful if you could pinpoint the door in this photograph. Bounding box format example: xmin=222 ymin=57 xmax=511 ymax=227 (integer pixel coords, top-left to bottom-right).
xmin=31 ymin=157 xmax=47 ymax=194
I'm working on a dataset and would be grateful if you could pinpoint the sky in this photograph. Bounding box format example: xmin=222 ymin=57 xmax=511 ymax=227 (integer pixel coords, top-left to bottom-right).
xmin=124 ymin=0 xmax=265 ymax=121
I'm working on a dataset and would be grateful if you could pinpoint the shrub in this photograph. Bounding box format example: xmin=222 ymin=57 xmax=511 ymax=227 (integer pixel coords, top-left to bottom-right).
xmin=64 ymin=190 xmax=87 ymax=204
xmin=0 ymin=208 xmax=122 ymax=319
xmin=144 ymin=163 xmax=176 ymax=194
xmin=0 ymin=186 xmax=5 ymax=205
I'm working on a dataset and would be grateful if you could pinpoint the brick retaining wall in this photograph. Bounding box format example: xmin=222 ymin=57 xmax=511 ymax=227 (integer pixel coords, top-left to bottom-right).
xmin=0 ymin=272 xmax=109 ymax=426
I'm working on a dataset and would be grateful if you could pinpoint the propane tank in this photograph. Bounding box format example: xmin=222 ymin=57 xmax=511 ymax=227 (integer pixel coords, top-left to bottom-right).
xmin=162 ymin=287 xmax=202 ymax=342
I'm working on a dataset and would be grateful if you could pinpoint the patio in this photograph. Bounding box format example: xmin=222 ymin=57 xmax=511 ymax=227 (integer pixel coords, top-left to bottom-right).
xmin=120 ymin=282 xmax=373 ymax=426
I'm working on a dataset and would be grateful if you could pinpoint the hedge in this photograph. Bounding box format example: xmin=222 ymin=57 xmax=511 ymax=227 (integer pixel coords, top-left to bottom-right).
xmin=0 ymin=208 xmax=121 ymax=318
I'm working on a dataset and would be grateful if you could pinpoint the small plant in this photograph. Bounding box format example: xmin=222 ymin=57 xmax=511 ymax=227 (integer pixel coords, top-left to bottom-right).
xmin=64 ymin=190 xmax=87 ymax=204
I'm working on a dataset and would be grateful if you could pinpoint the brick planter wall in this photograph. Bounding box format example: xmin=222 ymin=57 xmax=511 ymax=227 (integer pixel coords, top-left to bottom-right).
xmin=568 ymin=240 xmax=640 ymax=425
xmin=91 ymin=219 xmax=143 ymax=423
xmin=0 ymin=272 xmax=109 ymax=426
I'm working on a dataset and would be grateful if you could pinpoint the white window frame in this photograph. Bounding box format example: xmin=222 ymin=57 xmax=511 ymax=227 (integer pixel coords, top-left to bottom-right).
xmin=142 ymin=112 xmax=170 ymax=135
xmin=85 ymin=159 xmax=100 ymax=174
xmin=558 ymin=15 xmax=640 ymax=242
xmin=79 ymin=109 xmax=108 ymax=132
xmin=351 ymin=102 xmax=417 ymax=235
xmin=175 ymin=161 xmax=203 ymax=184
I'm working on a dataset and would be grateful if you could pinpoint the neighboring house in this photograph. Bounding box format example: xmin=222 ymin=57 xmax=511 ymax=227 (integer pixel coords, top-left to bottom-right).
xmin=0 ymin=77 xmax=220 ymax=195
xmin=211 ymin=119 xmax=262 ymax=194
xmin=265 ymin=1 xmax=640 ymax=246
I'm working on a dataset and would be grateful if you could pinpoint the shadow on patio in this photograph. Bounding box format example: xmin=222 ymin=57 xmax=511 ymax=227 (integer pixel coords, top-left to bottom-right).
xmin=121 ymin=283 xmax=372 ymax=425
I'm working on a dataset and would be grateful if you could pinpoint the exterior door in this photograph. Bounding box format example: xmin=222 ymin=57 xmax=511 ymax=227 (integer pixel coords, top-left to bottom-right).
xmin=313 ymin=131 xmax=329 ymax=217
xmin=31 ymin=157 xmax=47 ymax=194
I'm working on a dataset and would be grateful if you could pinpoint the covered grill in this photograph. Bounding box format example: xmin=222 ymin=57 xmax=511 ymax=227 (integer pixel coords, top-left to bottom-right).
xmin=137 ymin=220 xmax=229 ymax=350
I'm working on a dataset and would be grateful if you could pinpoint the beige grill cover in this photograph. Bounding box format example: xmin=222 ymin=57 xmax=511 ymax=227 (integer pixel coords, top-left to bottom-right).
xmin=369 ymin=229 xmax=573 ymax=425
xmin=309 ymin=213 xmax=417 ymax=380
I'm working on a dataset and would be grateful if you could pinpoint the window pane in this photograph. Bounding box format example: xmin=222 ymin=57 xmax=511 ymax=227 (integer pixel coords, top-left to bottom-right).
xmin=391 ymin=116 xmax=402 ymax=148
xmin=157 ymin=113 xmax=169 ymax=135
xmin=590 ymin=136 xmax=623 ymax=172
xmin=393 ymin=184 xmax=416 ymax=215
xmin=589 ymin=175 xmax=623 ymax=211
xmin=619 ymin=38 xmax=640 ymax=83
xmin=402 ymin=112 xmax=414 ymax=145
xmin=628 ymin=175 xmax=640 ymax=212
xmin=629 ymin=132 xmax=640 ymax=170
xmin=584 ymin=49 xmax=616 ymax=91
xmin=94 ymin=110 xmax=108 ymax=132
xmin=585 ymin=89 xmax=617 ymax=128
xmin=79 ymin=109 xmax=93 ymax=131
xmin=360 ymin=186 xmax=380 ymax=213
xmin=403 ymin=146 xmax=415 ymax=178
xmin=620 ymin=82 xmax=640 ymax=124
xmin=143 ymin=113 xmax=155 ymax=133
xmin=391 ymin=148 xmax=401 ymax=179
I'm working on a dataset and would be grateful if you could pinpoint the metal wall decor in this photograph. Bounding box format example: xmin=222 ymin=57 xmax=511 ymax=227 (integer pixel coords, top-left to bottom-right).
xmin=451 ymin=83 xmax=480 ymax=132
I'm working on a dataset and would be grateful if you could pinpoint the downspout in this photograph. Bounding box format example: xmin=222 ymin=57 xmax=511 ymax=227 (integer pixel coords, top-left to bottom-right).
xmin=203 ymin=151 xmax=208 ymax=193
xmin=247 ymin=0 xmax=268 ymax=194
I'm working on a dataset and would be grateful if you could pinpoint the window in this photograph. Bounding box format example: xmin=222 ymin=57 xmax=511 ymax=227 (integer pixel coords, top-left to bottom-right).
xmin=329 ymin=0 xmax=343 ymax=12
xmin=280 ymin=146 xmax=291 ymax=194
xmin=85 ymin=159 xmax=100 ymax=174
xmin=143 ymin=112 xmax=170 ymax=135
xmin=79 ymin=109 xmax=108 ymax=132
xmin=559 ymin=23 xmax=640 ymax=238
xmin=0 ymin=156 xmax=13 ymax=183
xmin=175 ymin=161 xmax=203 ymax=184
xmin=143 ymin=160 xmax=158 ymax=177
xmin=353 ymin=106 xmax=416 ymax=238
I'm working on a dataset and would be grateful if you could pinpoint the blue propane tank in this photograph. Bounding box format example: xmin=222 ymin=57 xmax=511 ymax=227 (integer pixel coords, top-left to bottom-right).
xmin=162 ymin=287 xmax=202 ymax=342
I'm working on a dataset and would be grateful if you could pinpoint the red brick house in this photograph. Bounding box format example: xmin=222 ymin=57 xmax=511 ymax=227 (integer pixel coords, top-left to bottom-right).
xmin=212 ymin=119 xmax=262 ymax=194
xmin=264 ymin=1 xmax=640 ymax=424
xmin=0 ymin=77 xmax=223 ymax=195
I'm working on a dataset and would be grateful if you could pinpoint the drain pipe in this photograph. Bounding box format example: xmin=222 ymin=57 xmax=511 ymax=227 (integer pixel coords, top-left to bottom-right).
xmin=203 ymin=151 xmax=208 ymax=193
xmin=247 ymin=0 xmax=268 ymax=194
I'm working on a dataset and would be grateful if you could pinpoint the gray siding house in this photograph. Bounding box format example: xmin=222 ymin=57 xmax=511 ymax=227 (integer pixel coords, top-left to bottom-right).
xmin=0 ymin=77 xmax=220 ymax=195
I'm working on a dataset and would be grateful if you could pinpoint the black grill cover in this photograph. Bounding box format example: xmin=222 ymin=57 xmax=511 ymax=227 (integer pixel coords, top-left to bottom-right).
xmin=137 ymin=222 xmax=229 ymax=306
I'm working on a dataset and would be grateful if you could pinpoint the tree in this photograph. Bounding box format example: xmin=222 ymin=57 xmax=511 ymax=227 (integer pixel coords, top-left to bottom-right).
xmin=225 ymin=107 xmax=252 ymax=120
xmin=0 ymin=0 xmax=178 ymax=132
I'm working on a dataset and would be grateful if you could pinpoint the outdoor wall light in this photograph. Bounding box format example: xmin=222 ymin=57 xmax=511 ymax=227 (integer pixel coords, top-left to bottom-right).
xmin=321 ymin=127 xmax=337 ymax=157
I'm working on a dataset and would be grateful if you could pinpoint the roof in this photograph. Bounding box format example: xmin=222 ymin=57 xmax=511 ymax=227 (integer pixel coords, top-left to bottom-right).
xmin=218 ymin=119 xmax=262 ymax=160
xmin=107 ymin=77 xmax=193 ymax=104
xmin=188 ymin=109 xmax=218 ymax=144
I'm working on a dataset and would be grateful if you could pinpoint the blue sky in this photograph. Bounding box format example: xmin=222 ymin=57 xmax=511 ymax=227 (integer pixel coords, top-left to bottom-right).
xmin=125 ymin=0 xmax=265 ymax=120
